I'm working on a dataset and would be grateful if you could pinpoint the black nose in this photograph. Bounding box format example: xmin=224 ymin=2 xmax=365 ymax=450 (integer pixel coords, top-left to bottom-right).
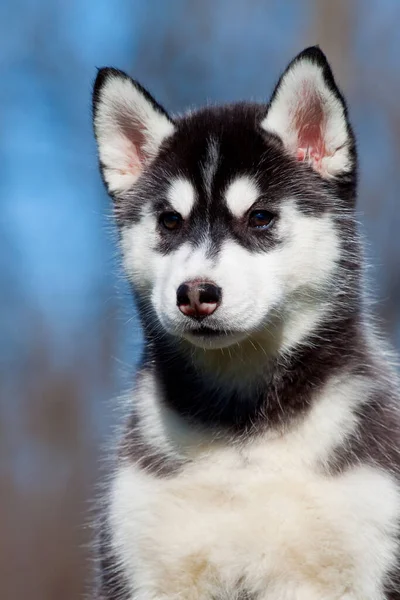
xmin=177 ymin=281 xmax=222 ymax=319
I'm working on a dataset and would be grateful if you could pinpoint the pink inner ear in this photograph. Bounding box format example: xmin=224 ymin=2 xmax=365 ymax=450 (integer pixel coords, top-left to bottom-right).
xmin=294 ymin=84 xmax=326 ymax=170
xmin=118 ymin=113 xmax=148 ymax=177
xmin=125 ymin=144 xmax=144 ymax=177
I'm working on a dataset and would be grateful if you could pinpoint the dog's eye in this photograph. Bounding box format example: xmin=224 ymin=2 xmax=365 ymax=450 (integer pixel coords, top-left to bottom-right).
xmin=160 ymin=212 xmax=182 ymax=231
xmin=248 ymin=210 xmax=274 ymax=229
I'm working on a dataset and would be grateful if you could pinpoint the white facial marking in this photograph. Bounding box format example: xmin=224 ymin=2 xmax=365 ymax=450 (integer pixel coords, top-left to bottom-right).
xmin=224 ymin=176 xmax=260 ymax=218
xmin=167 ymin=178 xmax=196 ymax=218
xmin=121 ymin=198 xmax=341 ymax=352
xmin=120 ymin=207 xmax=158 ymax=291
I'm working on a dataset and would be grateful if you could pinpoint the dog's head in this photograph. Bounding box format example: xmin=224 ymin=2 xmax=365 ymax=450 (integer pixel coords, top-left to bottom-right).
xmin=93 ymin=47 xmax=358 ymax=353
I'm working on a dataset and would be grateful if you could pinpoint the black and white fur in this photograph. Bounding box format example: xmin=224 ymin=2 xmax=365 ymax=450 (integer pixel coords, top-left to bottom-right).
xmin=92 ymin=47 xmax=400 ymax=599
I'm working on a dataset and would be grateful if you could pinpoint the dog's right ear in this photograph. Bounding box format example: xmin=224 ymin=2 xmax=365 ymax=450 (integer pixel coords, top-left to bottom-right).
xmin=262 ymin=47 xmax=355 ymax=181
xmin=92 ymin=68 xmax=175 ymax=196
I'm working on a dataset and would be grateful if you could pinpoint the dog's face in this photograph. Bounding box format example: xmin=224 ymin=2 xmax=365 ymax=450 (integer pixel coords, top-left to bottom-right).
xmin=93 ymin=48 xmax=357 ymax=351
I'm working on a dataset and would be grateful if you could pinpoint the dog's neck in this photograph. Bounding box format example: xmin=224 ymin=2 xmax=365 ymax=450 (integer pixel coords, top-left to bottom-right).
xmin=144 ymin=310 xmax=364 ymax=435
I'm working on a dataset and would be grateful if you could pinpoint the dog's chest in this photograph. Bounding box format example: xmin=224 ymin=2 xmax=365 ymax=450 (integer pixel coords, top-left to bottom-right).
xmin=110 ymin=441 xmax=399 ymax=599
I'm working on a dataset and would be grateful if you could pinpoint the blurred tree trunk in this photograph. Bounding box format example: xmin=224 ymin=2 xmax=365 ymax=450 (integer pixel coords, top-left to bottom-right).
xmin=311 ymin=0 xmax=355 ymax=90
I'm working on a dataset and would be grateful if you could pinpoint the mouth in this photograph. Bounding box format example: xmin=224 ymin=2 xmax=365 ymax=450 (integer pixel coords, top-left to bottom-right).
xmin=188 ymin=326 xmax=231 ymax=337
xmin=182 ymin=326 xmax=247 ymax=349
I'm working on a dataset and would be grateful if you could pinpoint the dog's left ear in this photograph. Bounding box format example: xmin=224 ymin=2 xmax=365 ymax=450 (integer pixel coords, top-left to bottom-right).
xmin=92 ymin=68 xmax=175 ymax=196
xmin=262 ymin=46 xmax=355 ymax=179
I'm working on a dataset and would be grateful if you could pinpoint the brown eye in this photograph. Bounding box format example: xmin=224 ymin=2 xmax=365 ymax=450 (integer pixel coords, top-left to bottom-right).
xmin=160 ymin=212 xmax=182 ymax=231
xmin=248 ymin=210 xmax=274 ymax=230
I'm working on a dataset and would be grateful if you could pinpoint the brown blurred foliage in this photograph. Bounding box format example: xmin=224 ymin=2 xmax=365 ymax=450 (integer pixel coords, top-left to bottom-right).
xmin=0 ymin=316 xmax=116 ymax=599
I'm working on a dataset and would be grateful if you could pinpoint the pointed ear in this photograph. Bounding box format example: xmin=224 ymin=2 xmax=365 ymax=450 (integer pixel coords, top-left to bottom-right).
xmin=262 ymin=46 xmax=355 ymax=179
xmin=92 ymin=68 xmax=175 ymax=195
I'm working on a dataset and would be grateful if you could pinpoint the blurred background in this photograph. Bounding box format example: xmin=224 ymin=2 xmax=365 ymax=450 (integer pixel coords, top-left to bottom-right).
xmin=1 ymin=1 xmax=400 ymax=598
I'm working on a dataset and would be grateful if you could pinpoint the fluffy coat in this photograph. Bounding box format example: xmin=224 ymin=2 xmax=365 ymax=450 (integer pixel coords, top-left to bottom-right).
xmin=92 ymin=47 xmax=400 ymax=599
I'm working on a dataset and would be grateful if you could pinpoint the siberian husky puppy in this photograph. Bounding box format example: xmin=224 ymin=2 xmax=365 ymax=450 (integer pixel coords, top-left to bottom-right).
xmin=92 ymin=47 xmax=400 ymax=599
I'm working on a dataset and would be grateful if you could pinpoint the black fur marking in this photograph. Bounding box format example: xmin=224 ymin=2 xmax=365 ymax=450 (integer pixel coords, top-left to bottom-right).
xmin=236 ymin=592 xmax=257 ymax=600
xmin=105 ymin=47 xmax=357 ymax=250
xmin=327 ymin=374 xmax=400 ymax=595
xmin=385 ymin=575 xmax=400 ymax=599
xmin=115 ymin=99 xmax=356 ymax=263
xmin=122 ymin=104 xmax=288 ymax=256
xmin=329 ymin=387 xmax=400 ymax=476
xmin=120 ymin=411 xmax=184 ymax=476
xmin=325 ymin=359 xmax=400 ymax=594
xmin=139 ymin=314 xmax=365 ymax=434
xmin=94 ymin=523 xmax=130 ymax=600
xmin=213 ymin=589 xmax=257 ymax=600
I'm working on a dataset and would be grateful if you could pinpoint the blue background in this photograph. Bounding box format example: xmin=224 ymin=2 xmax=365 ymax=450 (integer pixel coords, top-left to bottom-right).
xmin=1 ymin=1 xmax=400 ymax=598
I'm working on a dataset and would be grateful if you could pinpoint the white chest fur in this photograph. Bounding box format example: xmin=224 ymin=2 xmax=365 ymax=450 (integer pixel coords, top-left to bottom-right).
xmin=108 ymin=376 xmax=400 ymax=600
xmin=110 ymin=448 xmax=399 ymax=600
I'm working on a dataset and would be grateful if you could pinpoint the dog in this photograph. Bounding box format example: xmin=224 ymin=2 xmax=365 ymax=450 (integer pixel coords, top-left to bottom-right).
xmin=92 ymin=46 xmax=400 ymax=599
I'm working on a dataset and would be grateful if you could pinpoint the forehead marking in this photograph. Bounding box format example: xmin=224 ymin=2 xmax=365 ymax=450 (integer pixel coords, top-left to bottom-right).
xmin=224 ymin=176 xmax=260 ymax=217
xmin=201 ymin=137 xmax=220 ymax=199
xmin=167 ymin=178 xmax=196 ymax=218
